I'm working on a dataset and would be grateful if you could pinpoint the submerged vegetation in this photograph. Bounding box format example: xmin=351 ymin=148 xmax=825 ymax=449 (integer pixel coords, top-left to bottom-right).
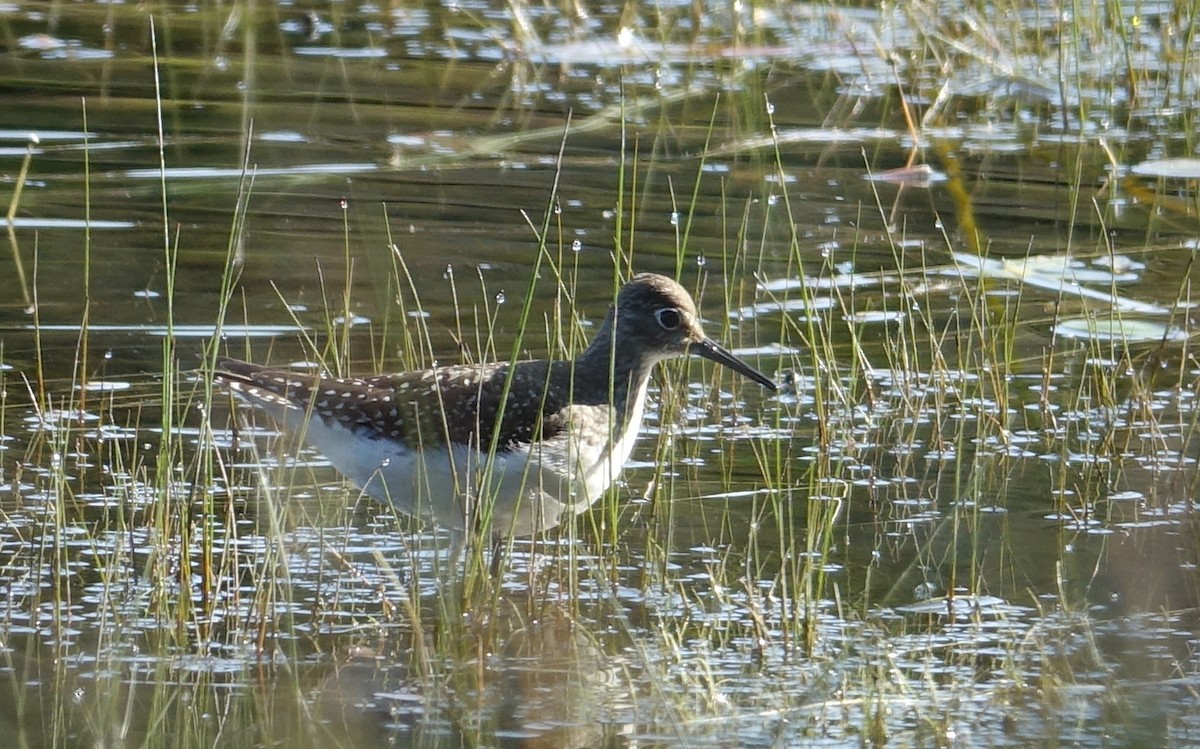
xmin=0 ymin=0 xmax=1199 ymax=746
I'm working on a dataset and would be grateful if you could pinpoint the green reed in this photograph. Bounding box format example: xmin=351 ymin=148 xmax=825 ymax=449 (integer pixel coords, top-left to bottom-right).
xmin=5 ymin=0 xmax=1200 ymax=745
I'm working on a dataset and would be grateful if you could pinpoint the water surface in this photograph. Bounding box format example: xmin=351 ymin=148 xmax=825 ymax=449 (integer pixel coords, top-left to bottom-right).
xmin=1 ymin=1 xmax=1199 ymax=746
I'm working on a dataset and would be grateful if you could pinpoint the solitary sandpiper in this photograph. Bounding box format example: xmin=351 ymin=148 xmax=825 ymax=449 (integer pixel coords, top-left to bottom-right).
xmin=215 ymin=273 xmax=775 ymax=536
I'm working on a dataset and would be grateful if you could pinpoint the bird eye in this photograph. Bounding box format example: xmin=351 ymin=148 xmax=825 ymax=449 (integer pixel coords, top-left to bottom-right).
xmin=656 ymin=308 xmax=681 ymax=330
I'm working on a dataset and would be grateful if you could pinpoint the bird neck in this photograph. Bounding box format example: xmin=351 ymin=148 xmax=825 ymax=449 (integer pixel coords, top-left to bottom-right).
xmin=573 ymin=307 xmax=657 ymax=413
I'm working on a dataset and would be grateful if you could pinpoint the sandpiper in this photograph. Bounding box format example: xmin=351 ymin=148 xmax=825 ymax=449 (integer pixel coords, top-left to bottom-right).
xmin=215 ymin=273 xmax=775 ymax=536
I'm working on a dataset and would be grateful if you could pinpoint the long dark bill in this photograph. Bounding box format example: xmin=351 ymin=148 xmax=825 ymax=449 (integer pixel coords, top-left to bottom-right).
xmin=693 ymin=338 xmax=776 ymax=390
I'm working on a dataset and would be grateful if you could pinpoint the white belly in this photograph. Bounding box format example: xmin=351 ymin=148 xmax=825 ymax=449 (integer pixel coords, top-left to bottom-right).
xmin=298 ymin=415 xmax=639 ymax=536
xmin=263 ymin=383 xmax=649 ymax=536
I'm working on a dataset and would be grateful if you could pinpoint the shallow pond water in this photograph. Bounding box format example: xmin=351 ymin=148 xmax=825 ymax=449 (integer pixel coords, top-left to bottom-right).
xmin=1 ymin=1 xmax=1199 ymax=747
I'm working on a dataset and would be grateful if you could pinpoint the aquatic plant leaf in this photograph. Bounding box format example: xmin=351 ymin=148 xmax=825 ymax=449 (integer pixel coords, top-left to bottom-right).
xmin=952 ymin=252 xmax=1168 ymax=314
xmin=1131 ymin=158 xmax=1200 ymax=179
xmin=1052 ymin=317 xmax=1187 ymax=343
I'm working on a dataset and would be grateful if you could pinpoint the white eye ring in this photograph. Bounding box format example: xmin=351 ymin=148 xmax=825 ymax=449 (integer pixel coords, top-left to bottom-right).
xmin=656 ymin=308 xmax=682 ymax=330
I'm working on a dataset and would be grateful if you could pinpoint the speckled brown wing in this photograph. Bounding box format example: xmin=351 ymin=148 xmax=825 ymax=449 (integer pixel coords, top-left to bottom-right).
xmin=216 ymin=357 xmax=575 ymax=453
xmin=362 ymin=359 xmax=576 ymax=451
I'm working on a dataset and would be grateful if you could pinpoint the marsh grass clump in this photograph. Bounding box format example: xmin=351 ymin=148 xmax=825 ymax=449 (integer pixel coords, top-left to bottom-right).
xmin=1 ymin=1 xmax=1200 ymax=745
